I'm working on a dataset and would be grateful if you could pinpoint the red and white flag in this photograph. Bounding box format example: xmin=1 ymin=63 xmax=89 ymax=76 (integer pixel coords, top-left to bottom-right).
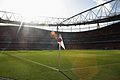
xmin=57 ymin=34 xmax=65 ymax=49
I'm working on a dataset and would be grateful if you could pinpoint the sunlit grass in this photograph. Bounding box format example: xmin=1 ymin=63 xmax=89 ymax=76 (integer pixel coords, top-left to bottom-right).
xmin=0 ymin=50 xmax=120 ymax=80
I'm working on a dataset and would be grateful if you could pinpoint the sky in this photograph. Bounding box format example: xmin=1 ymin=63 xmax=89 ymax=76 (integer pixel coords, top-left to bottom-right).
xmin=0 ymin=0 xmax=110 ymax=18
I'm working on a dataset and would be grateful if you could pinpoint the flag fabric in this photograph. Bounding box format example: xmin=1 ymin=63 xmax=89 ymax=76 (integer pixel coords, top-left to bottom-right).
xmin=57 ymin=34 xmax=65 ymax=49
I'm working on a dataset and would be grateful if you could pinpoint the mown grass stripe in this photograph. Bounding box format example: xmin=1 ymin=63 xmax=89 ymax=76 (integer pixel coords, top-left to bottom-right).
xmin=61 ymin=62 xmax=120 ymax=72
xmin=4 ymin=53 xmax=59 ymax=71
xmin=4 ymin=53 xmax=74 ymax=80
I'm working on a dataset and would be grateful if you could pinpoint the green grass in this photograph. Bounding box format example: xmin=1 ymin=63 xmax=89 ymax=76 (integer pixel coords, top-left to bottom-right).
xmin=0 ymin=50 xmax=120 ymax=80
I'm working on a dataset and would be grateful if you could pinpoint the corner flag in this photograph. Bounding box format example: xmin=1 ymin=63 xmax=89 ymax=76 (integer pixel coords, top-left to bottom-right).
xmin=57 ymin=34 xmax=65 ymax=49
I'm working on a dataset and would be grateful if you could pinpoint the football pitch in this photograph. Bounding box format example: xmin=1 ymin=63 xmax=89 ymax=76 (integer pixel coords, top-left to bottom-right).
xmin=0 ymin=50 xmax=120 ymax=80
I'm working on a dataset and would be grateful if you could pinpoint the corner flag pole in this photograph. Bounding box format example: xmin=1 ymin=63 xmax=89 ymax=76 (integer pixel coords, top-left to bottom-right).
xmin=57 ymin=26 xmax=61 ymax=70
xmin=57 ymin=26 xmax=66 ymax=70
xmin=58 ymin=40 xmax=61 ymax=70
xmin=56 ymin=25 xmax=61 ymax=70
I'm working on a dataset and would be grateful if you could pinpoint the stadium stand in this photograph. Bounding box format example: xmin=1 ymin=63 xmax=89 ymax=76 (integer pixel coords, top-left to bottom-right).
xmin=61 ymin=22 xmax=120 ymax=49
xmin=0 ymin=22 xmax=120 ymax=50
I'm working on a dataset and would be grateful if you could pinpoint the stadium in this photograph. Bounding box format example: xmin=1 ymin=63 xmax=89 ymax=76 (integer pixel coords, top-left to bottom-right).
xmin=0 ymin=0 xmax=120 ymax=80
